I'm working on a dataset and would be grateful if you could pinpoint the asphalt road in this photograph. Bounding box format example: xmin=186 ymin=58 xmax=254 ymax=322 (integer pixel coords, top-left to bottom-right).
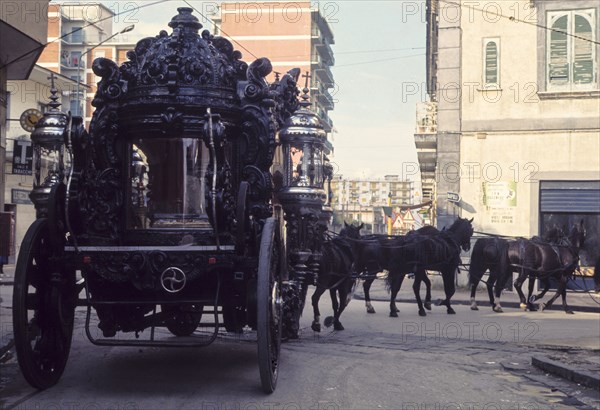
xmin=1 ymin=292 xmax=599 ymax=410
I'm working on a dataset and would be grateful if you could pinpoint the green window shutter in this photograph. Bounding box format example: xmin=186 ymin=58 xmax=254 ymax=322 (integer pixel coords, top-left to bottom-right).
xmin=549 ymin=15 xmax=569 ymax=84
xmin=573 ymin=14 xmax=594 ymax=84
xmin=485 ymin=41 xmax=498 ymax=84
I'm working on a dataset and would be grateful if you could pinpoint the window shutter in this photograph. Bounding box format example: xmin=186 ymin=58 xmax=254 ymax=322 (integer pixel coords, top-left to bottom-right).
xmin=573 ymin=14 xmax=593 ymax=84
xmin=549 ymin=15 xmax=569 ymax=84
xmin=485 ymin=41 xmax=498 ymax=84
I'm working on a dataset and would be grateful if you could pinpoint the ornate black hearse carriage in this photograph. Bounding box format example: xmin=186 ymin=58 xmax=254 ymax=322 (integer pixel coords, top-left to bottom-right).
xmin=13 ymin=8 xmax=331 ymax=393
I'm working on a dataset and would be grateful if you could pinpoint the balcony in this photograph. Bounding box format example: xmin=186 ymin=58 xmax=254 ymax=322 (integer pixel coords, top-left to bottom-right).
xmin=313 ymin=64 xmax=334 ymax=87
xmin=315 ymin=40 xmax=335 ymax=66
xmin=320 ymin=112 xmax=334 ymax=132
xmin=311 ymin=10 xmax=335 ymax=44
xmin=414 ymin=133 xmax=437 ymax=150
xmin=317 ymin=89 xmax=334 ymax=110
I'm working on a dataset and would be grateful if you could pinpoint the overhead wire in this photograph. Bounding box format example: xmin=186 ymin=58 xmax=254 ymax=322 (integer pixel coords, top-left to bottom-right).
xmin=182 ymin=0 xmax=259 ymax=60
xmin=438 ymin=0 xmax=600 ymax=46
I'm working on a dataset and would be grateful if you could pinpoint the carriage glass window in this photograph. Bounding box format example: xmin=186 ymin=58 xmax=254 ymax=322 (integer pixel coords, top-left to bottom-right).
xmin=284 ymin=144 xmax=324 ymax=188
xmin=128 ymin=138 xmax=210 ymax=229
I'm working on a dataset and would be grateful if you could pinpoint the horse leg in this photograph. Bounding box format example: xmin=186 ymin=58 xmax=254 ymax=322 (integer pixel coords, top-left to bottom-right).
xmin=541 ymin=276 xmax=571 ymax=314
xmin=514 ymin=272 xmax=528 ymax=310
xmin=487 ymin=268 xmax=503 ymax=312
xmin=532 ymin=277 xmax=550 ymax=302
xmin=441 ymin=267 xmax=456 ymax=314
xmin=413 ymin=269 xmax=426 ymax=317
xmin=333 ymin=283 xmax=350 ymax=330
xmin=525 ymin=276 xmax=538 ymax=311
xmin=311 ymin=286 xmax=327 ymax=332
xmin=487 ymin=269 xmax=504 ymax=313
xmin=423 ymin=273 xmax=432 ymax=311
xmin=560 ymin=284 xmax=574 ymax=315
xmin=469 ymin=273 xmax=480 ymax=311
xmin=389 ymin=271 xmax=404 ymax=317
xmin=363 ymin=276 xmax=376 ymax=314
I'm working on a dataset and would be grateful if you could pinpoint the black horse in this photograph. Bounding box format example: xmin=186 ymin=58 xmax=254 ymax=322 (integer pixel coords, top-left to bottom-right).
xmin=309 ymin=223 xmax=360 ymax=332
xmin=510 ymin=220 xmax=586 ymax=314
xmin=358 ymin=227 xmax=436 ymax=315
xmin=468 ymin=227 xmax=572 ymax=312
xmin=385 ymin=217 xmax=474 ymax=316
xmin=468 ymin=237 xmax=510 ymax=312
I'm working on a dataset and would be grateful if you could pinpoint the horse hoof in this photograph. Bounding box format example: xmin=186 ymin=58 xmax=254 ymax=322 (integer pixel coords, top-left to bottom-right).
xmin=566 ymin=310 xmax=574 ymax=315
xmin=424 ymin=302 xmax=432 ymax=311
xmin=447 ymin=307 xmax=456 ymax=315
xmin=528 ymin=295 xmax=537 ymax=303
xmin=333 ymin=322 xmax=345 ymax=331
xmin=470 ymin=305 xmax=479 ymax=311
xmin=527 ymin=304 xmax=538 ymax=312
xmin=390 ymin=311 xmax=398 ymax=318
xmin=493 ymin=306 xmax=503 ymax=313
xmin=519 ymin=303 xmax=527 ymax=310
xmin=311 ymin=323 xmax=321 ymax=332
xmin=539 ymin=303 xmax=547 ymax=312
xmin=324 ymin=316 xmax=334 ymax=328
xmin=367 ymin=306 xmax=376 ymax=314
xmin=418 ymin=310 xmax=427 ymax=317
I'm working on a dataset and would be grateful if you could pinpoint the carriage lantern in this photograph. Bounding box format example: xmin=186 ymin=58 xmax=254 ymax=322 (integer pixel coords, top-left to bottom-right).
xmin=29 ymin=74 xmax=68 ymax=216
xmin=278 ymin=83 xmax=328 ymax=287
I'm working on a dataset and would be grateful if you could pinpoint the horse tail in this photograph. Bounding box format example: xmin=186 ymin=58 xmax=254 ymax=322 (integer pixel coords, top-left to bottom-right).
xmin=468 ymin=238 xmax=487 ymax=288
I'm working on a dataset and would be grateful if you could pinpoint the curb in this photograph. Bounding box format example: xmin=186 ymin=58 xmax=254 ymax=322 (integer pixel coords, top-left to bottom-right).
xmin=353 ymin=294 xmax=600 ymax=314
xmin=532 ymin=355 xmax=600 ymax=390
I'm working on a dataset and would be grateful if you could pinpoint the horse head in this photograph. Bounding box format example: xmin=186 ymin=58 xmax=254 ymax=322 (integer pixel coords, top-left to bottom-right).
xmin=448 ymin=217 xmax=474 ymax=251
xmin=341 ymin=222 xmax=363 ymax=240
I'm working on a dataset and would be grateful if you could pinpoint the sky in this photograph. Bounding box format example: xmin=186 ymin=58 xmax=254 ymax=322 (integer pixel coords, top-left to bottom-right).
xmin=106 ymin=0 xmax=428 ymax=181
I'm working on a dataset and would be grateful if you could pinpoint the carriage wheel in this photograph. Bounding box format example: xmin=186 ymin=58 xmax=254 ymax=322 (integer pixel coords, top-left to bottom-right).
xmin=13 ymin=218 xmax=75 ymax=389
xmin=257 ymin=217 xmax=283 ymax=393
xmin=163 ymin=304 xmax=203 ymax=337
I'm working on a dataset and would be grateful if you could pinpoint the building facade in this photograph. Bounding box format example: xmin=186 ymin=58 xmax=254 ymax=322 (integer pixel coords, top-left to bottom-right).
xmin=1 ymin=1 xmax=51 ymax=262
xmin=420 ymin=0 xmax=600 ymax=269
xmin=215 ymin=1 xmax=335 ymax=133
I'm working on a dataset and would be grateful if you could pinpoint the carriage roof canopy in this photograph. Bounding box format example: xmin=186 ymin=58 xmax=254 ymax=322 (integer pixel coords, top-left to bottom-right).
xmin=91 ymin=7 xmax=250 ymax=139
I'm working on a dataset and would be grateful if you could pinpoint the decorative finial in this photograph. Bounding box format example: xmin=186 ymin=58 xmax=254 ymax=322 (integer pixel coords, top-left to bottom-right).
xmin=300 ymin=71 xmax=311 ymax=107
xmin=47 ymin=73 xmax=61 ymax=111
xmin=274 ymin=71 xmax=281 ymax=82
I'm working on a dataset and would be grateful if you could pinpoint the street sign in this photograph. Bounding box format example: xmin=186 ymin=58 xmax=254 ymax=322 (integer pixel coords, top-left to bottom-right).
xmin=447 ymin=192 xmax=461 ymax=203
xmin=12 ymin=138 xmax=33 ymax=175
xmin=11 ymin=189 xmax=33 ymax=205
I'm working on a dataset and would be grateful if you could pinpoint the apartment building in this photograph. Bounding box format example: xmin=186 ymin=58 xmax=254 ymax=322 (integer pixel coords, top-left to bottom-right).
xmin=214 ymin=1 xmax=335 ymax=133
xmin=330 ymin=175 xmax=417 ymax=233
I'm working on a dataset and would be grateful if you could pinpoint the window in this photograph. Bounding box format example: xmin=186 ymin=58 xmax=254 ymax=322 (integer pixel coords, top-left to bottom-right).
xmin=547 ymin=9 xmax=596 ymax=90
xmin=483 ymin=38 xmax=500 ymax=86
